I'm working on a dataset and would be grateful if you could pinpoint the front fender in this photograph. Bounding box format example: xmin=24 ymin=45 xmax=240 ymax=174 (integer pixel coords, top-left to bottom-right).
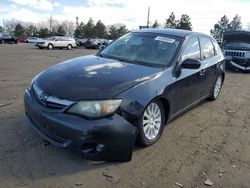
xmin=117 ymin=68 xmax=175 ymax=117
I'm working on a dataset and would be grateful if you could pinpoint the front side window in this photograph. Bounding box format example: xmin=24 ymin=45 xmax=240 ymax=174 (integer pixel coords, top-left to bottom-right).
xmin=212 ymin=40 xmax=222 ymax=55
xmin=181 ymin=37 xmax=200 ymax=61
xmin=199 ymin=37 xmax=215 ymax=60
xmin=99 ymin=32 xmax=182 ymax=66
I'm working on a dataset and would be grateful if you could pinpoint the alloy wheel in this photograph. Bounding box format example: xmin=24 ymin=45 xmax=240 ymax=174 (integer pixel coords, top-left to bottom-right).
xmin=142 ymin=102 xmax=162 ymax=140
xmin=214 ymin=76 xmax=222 ymax=98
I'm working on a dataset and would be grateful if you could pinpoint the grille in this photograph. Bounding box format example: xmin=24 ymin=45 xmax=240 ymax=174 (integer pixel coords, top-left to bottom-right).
xmin=32 ymin=83 xmax=74 ymax=109
xmin=225 ymin=51 xmax=245 ymax=58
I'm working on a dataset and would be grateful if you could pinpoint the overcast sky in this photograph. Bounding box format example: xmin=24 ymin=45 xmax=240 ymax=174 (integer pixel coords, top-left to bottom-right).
xmin=0 ymin=0 xmax=250 ymax=34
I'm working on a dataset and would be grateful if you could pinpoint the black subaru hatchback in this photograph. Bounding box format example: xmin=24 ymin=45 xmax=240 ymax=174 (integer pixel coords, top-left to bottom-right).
xmin=24 ymin=29 xmax=225 ymax=162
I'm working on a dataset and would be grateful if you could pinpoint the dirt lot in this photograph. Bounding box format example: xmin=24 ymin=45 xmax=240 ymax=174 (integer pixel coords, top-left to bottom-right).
xmin=0 ymin=43 xmax=249 ymax=188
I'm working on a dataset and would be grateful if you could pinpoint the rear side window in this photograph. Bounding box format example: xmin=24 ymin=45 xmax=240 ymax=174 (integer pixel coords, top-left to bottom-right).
xmin=199 ymin=37 xmax=215 ymax=60
xmin=181 ymin=37 xmax=201 ymax=61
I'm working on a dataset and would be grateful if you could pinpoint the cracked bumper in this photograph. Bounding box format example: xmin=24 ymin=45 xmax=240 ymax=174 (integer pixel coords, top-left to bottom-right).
xmin=24 ymin=89 xmax=138 ymax=162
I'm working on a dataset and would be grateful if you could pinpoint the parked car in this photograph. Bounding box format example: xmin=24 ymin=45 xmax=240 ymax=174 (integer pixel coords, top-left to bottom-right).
xmin=26 ymin=37 xmax=42 ymax=43
xmin=24 ymin=29 xmax=225 ymax=162
xmin=0 ymin=34 xmax=18 ymax=44
xmin=99 ymin=40 xmax=113 ymax=50
xmin=84 ymin=39 xmax=99 ymax=49
xmin=74 ymin=38 xmax=88 ymax=47
xmin=18 ymin=35 xmax=29 ymax=43
xmin=35 ymin=36 xmax=76 ymax=50
xmin=223 ymin=31 xmax=250 ymax=72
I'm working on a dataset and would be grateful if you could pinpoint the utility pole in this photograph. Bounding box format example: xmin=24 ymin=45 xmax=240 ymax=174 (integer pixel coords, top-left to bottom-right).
xmin=2 ymin=19 xmax=4 ymax=33
xmin=146 ymin=6 xmax=150 ymax=28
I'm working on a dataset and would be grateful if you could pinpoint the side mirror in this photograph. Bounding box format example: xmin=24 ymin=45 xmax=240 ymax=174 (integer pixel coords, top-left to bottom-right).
xmin=182 ymin=58 xmax=201 ymax=69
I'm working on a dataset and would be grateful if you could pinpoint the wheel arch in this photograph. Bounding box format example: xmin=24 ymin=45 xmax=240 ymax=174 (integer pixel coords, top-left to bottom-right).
xmin=48 ymin=43 xmax=53 ymax=47
xmin=157 ymin=97 xmax=170 ymax=125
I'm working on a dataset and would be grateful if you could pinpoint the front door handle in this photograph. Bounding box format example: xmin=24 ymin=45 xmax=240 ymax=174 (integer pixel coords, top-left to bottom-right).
xmin=200 ymin=69 xmax=206 ymax=76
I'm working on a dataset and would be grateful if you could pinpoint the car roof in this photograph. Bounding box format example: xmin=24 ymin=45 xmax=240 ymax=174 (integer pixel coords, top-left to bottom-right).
xmin=134 ymin=28 xmax=207 ymax=38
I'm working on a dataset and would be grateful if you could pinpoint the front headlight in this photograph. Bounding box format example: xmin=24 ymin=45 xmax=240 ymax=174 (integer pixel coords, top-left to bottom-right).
xmin=66 ymin=99 xmax=122 ymax=118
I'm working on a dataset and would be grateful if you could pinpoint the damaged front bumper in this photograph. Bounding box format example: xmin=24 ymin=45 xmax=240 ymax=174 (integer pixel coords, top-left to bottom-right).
xmin=225 ymin=59 xmax=250 ymax=73
xmin=24 ymin=89 xmax=138 ymax=162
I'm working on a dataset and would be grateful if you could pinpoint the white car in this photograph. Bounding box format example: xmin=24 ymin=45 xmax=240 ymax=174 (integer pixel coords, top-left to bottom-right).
xmin=26 ymin=37 xmax=42 ymax=43
xmin=35 ymin=36 xmax=76 ymax=50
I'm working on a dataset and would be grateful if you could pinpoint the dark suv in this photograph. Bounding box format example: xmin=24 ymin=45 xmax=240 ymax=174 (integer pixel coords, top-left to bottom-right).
xmin=0 ymin=34 xmax=18 ymax=44
xmin=223 ymin=31 xmax=250 ymax=72
xmin=24 ymin=29 xmax=225 ymax=162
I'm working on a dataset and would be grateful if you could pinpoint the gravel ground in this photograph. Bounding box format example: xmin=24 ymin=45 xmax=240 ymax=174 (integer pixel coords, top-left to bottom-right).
xmin=0 ymin=43 xmax=250 ymax=188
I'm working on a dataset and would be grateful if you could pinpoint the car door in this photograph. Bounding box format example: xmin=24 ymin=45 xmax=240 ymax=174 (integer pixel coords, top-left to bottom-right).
xmin=199 ymin=36 xmax=219 ymax=97
xmin=54 ymin=37 xmax=65 ymax=47
xmin=172 ymin=36 xmax=205 ymax=114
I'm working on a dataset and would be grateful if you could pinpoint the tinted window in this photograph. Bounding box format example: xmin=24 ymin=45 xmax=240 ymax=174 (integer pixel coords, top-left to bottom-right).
xmin=182 ymin=37 xmax=200 ymax=61
xmin=200 ymin=37 xmax=215 ymax=60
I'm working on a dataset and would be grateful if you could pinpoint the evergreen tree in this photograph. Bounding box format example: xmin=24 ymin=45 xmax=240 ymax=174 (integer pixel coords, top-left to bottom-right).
xmin=152 ymin=20 xmax=160 ymax=28
xmin=14 ymin=23 xmax=25 ymax=37
xmin=165 ymin=12 xmax=178 ymax=29
xmin=210 ymin=15 xmax=230 ymax=42
xmin=38 ymin=28 xmax=50 ymax=38
xmin=57 ymin=25 xmax=66 ymax=34
xmin=83 ymin=18 xmax=95 ymax=38
xmin=229 ymin=14 xmax=242 ymax=31
xmin=176 ymin=14 xmax=192 ymax=30
xmin=94 ymin=20 xmax=107 ymax=38
xmin=74 ymin=22 xmax=85 ymax=38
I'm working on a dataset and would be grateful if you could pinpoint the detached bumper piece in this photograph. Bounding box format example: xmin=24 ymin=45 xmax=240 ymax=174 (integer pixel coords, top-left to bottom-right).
xmin=24 ymin=89 xmax=138 ymax=162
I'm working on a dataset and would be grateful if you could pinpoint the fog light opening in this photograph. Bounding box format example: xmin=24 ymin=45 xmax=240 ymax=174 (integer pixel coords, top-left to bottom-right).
xmin=96 ymin=144 xmax=104 ymax=152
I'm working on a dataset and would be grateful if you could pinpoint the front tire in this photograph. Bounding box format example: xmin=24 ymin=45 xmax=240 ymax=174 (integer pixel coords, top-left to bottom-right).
xmin=209 ymin=74 xmax=223 ymax=101
xmin=137 ymin=100 xmax=165 ymax=146
xmin=47 ymin=44 xmax=53 ymax=50
xmin=67 ymin=44 xmax=72 ymax=50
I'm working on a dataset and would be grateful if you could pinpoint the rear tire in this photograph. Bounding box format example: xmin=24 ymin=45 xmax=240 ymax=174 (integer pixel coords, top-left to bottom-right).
xmin=209 ymin=74 xmax=223 ymax=101
xmin=47 ymin=44 xmax=53 ymax=50
xmin=137 ymin=100 xmax=165 ymax=146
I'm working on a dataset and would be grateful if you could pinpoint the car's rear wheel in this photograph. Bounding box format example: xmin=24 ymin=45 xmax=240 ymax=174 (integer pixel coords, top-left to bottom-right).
xmin=209 ymin=74 xmax=223 ymax=100
xmin=138 ymin=100 xmax=165 ymax=146
xmin=47 ymin=44 xmax=53 ymax=50
xmin=67 ymin=44 xmax=72 ymax=50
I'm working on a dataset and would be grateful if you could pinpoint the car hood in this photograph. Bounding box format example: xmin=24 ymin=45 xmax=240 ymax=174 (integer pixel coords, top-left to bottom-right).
xmin=224 ymin=31 xmax=250 ymax=43
xmin=35 ymin=55 xmax=163 ymax=100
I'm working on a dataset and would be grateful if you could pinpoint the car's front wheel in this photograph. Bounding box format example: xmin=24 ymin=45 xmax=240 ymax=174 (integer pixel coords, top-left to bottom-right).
xmin=67 ymin=44 xmax=72 ymax=50
xmin=138 ymin=100 xmax=165 ymax=146
xmin=209 ymin=74 xmax=223 ymax=100
xmin=47 ymin=44 xmax=53 ymax=50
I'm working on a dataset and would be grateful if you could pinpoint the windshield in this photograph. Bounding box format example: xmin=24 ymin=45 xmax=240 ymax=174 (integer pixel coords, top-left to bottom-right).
xmin=225 ymin=41 xmax=250 ymax=49
xmin=99 ymin=32 xmax=182 ymax=66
